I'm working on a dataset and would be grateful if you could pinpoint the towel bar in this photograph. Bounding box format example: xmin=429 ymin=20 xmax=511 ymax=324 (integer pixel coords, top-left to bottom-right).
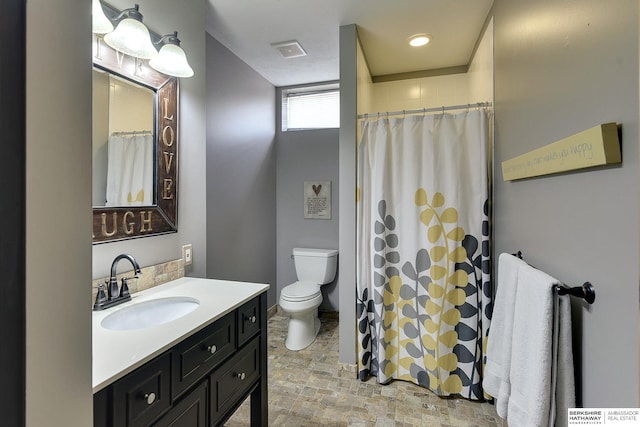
xmin=513 ymin=251 xmax=596 ymax=304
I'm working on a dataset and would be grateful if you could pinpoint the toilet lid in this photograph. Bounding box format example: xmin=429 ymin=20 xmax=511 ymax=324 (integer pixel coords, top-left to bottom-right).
xmin=281 ymin=281 xmax=321 ymax=302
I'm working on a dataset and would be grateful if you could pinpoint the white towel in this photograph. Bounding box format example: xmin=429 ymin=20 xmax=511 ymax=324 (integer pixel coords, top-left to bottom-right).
xmin=484 ymin=254 xmax=575 ymax=426
xmin=483 ymin=252 xmax=528 ymax=418
xmin=554 ymin=295 xmax=575 ymax=427
xmin=508 ymin=265 xmax=557 ymax=426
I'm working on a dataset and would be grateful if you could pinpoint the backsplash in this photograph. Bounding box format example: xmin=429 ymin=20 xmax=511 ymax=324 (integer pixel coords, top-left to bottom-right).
xmin=91 ymin=258 xmax=185 ymax=305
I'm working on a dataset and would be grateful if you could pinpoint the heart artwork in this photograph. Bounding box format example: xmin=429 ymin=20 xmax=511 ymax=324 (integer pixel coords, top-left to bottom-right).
xmin=312 ymin=184 xmax=322 ymax=196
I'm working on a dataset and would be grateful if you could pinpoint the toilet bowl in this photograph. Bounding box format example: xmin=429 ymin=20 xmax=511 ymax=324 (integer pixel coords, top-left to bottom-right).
xmin=279 ymin=248 xmax=338 ymax=350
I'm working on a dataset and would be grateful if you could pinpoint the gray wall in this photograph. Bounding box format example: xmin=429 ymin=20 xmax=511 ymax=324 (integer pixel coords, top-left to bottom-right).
xmin=493 ymin=0 xmax=639 ymax=407
xmin=275 ymin=97 xmax=340 ymax=310
xmin=338 ymin=24 xmax=359 ymax=364
xmin=206 ymin=35 xmax=278 ymax=308
xmin=92 ymin=0 xmax=208 ymax=280
xmin=26 ymin=0 xmax=93 ymax=424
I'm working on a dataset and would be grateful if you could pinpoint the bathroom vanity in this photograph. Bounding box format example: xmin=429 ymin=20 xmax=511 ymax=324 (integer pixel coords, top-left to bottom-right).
xmin=92 ymin=277 xmax=269 ymax=427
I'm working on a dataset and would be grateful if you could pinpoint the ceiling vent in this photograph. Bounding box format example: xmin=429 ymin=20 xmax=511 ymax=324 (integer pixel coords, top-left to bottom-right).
xmin=271 ymin=40 xmax=307 ymax=58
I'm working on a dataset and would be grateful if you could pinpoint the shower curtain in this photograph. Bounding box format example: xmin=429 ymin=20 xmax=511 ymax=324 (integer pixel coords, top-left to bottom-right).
xmin=105 ymin=133 xmax=154 ymax=207
xmin=356 ymin=109 xmax=492 ymax=400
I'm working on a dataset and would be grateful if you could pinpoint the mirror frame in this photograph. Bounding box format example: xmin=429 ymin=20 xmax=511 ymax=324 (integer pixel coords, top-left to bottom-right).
xmin=92 ymin=33 xmax=178 ymax=244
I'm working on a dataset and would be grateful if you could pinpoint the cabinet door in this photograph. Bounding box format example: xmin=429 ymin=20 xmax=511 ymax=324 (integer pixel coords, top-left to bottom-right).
xmin=209 ymin=337 xmax=260 ymax=425
xmin=172 ymin=311 xmax=235 ymax=400
xmin=112 ymin=353 xmax=171 ymax=427
xmin=237 ymin=298 xmax=260 ymax=347
xmin=152 ymin=381 xmax=207 ymax=427
xmin=93 ymin=387 xmax=109 ymax=427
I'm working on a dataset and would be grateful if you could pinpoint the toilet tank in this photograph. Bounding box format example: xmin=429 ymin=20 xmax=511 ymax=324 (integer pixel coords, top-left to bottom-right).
xmin=292 ymin=248 xmax=338 ymax=284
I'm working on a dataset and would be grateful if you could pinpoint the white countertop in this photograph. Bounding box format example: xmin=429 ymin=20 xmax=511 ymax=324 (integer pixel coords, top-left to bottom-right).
xmin=92 ymin=277 xmax=269 ymax=393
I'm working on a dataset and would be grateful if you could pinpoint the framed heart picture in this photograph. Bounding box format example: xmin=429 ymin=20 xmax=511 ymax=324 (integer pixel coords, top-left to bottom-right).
xmin=304 ymin=181 xmax=331 ymax=219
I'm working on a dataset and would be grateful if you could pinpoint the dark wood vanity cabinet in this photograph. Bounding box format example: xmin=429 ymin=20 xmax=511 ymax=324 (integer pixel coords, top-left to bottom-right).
xmin=94 ymin=294 xmax=267 ymax=427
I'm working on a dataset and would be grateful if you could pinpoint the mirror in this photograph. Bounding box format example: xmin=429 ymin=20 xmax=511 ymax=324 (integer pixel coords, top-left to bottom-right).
xmin=93 ymin=70 xmax=154 ymax=207
xmin=92 ymin=32 xmax=178 ymax=244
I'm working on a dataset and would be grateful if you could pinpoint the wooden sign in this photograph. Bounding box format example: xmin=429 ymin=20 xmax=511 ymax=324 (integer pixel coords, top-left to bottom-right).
xmin=502 ymin=123 xmax=621 ymax=181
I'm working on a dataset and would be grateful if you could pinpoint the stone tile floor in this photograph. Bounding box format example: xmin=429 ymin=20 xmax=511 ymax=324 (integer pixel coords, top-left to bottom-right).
xmin=225 ymin=312 xmax=505 ymax=426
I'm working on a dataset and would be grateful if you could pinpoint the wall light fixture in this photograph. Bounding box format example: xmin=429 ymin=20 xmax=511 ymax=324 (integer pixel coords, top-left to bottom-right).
xmin=149 ymin=31 xmax=194 ymax=78
xmin=93 ymin=1 xmax=193 ymax=78
xmin=103 ymin=4 xmax=158 ymax=60
xmin=92 ymin=0 xmax=113 ymax=34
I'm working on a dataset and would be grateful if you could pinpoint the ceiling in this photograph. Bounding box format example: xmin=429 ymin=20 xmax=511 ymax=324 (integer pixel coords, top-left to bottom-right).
xmin=206 ymin=0 xmax=494 ymax=87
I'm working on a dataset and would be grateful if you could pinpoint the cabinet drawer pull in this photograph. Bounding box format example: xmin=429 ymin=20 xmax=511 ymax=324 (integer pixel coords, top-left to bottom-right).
xmin=143 ymin=392 xmax=156 ymax=405
xmin=207 ymin=344 xmax=217 ymax=354
xmin=236 ymin=372 xmax=246 ymax=380
xmin=246 ymin=315 xmax=257 ymax=324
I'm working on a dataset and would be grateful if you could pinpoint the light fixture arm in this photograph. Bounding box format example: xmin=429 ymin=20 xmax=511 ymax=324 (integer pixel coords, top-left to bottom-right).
xmin=112 ymin=4 xmax=144 ymax=23
xmin=156 ymin=31 xmax=182 ymax=47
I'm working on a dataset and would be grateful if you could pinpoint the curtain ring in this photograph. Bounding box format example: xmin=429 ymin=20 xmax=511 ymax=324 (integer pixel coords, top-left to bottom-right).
xmin=441 ymin=106 xmax=445 ymax=114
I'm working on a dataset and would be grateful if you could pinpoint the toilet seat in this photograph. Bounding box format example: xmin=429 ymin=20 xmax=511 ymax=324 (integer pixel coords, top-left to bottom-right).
xmin=281 ymin=281 xmax=321 ymax=302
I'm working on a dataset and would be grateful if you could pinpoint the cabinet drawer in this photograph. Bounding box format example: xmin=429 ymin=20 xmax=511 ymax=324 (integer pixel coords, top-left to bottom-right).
xmin=237 ymin=297 xmax=260 ymax=347
xmin=172 ymin=311 xmax=235 ymax=400
xmin=152 ymin=381 xmax=207 ymax=427
xmin=112 ymin=352 xmax=171 ymax=427
xmin=209 ymin=336 xmax=260 ymax=425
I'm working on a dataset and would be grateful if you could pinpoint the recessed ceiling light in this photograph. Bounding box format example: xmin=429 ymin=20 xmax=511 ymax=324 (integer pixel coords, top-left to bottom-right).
xmin=408 ymin=33 xmax=432 ymax=47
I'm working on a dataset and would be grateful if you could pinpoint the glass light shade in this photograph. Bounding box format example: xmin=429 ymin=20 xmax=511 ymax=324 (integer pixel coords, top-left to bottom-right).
xmin=149 ymin=43 xmax=194 ymax=78
xmin=104 ymin=17 xmax=157 ymax=59
xmin=92 ymin=0 xmax=113 ymax=34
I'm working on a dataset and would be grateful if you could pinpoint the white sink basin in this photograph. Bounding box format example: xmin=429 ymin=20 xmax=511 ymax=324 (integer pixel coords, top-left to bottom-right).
xmin=101 ymin=297 xmax=200 ymax=331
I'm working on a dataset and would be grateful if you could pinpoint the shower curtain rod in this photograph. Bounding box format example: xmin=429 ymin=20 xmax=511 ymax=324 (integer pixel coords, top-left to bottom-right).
xmin=357 ymin=101 xmax=492 ymax=120
xmin=110 ymin=130 xmax=152 ymax=136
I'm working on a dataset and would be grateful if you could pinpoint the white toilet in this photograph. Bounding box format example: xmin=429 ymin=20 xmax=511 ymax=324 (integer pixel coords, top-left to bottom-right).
xmin=279 ymin=248 xmax=338 ymax=350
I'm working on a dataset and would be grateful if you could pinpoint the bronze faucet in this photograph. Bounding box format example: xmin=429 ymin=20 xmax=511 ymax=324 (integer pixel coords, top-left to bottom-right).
xmin=93 ymin=254 xmax=142 ymax=311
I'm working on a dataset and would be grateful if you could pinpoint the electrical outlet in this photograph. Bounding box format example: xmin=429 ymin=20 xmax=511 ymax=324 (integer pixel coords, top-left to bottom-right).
xmin=182 ymin=244 xmax=193 ymax=266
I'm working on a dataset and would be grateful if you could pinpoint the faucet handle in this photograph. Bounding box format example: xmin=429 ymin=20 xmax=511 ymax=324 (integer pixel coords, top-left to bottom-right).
xmin=120 ymin=277 xmax=133 ymax=298
xmin=93 ymin=283 xmax=108 ymax=310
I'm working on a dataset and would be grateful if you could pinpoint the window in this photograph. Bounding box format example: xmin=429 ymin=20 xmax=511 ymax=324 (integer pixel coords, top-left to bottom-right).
xmin=282 ymin=83 xmax=339 ymax=131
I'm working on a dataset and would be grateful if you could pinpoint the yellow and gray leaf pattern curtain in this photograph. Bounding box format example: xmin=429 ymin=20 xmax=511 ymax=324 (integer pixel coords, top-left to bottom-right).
xmin=356 ymin=109 xmax=492 ymax=400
